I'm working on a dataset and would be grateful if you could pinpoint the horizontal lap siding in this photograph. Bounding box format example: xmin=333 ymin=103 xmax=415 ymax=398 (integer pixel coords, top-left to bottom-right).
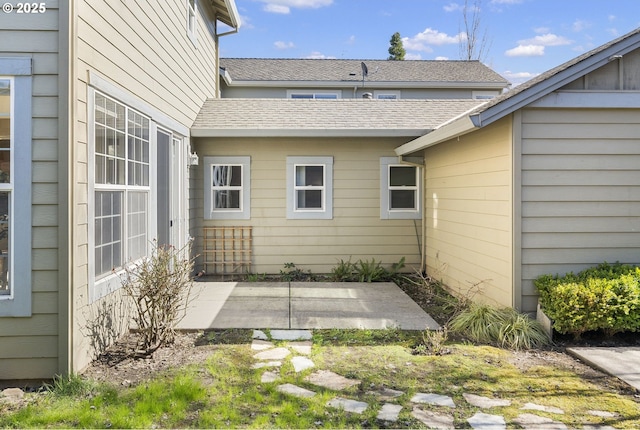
xmin=193 ymin=138 xmax=422 ymax=274
xmin=424 ymin=117 xmax=513 ymax=307
xmin=73 ymin=0 xmax=219 ymax=372
xmin=520 ymin=108 xmax=640 ymax=312
xmin=0 ymin=2 xmax=60 ymax=379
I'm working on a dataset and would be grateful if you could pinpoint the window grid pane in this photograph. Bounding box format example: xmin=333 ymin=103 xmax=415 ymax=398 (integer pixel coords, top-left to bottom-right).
xmin=211 ymin=165 xmax=243 ymax=211
xmin=0 ymin=79 xmax=11 ymax=294
xmin=0 ymin=192 xmax=10 ymax=295
xmin=94 ymin=92 xmax=150 ymax=277
xmin=388 ymin=165 xmax=418 ymax=211
xmin=294 ymin=164 xmax=325 ymax=210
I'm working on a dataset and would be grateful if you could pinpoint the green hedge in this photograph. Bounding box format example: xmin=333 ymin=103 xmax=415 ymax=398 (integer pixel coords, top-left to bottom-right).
xmin=535 ymin=263 xmax=640 ymax=338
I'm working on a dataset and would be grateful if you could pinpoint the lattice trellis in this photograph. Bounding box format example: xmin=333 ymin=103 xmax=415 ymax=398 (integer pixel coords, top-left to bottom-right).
xmin=203 ymin=226 xmax=252 ymax=277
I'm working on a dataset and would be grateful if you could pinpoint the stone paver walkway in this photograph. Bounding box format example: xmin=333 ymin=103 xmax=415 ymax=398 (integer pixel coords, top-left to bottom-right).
xmin=248 ymin=329 xmax=623 ymax=429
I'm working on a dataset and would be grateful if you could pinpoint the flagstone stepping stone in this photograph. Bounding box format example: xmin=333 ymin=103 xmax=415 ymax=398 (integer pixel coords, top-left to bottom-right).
xmin=254 ymin=347 xmax=290 ymax=360
xmin=326 ymin=397 xmax=368 ymax=414
xmin=305 ymin=370 xmax=360 ymax=390
xmin=261 ymin=371 xmax=279 ymax=383
xmin=253 ymin=329 xmax=268 ymax=340
xmin=252 ymin=361 xmax=282 ymax=369
xmin=587 ymin=410 xmax=617 ymax=418
xmin=251 ymin=340 xmax=274 ymax=351
xmin=291 ymin=356 xmax=315 ymax=373
xmin=367 ymin=387 xmax=404 ymax=400
xmin=513 ymin=413 xmax=568 ymax=430
xmin=411 ymin=407 xmax=455 ymax=429
xmin=520 ymin=402 xmax=564 ymax=414
xmin=0 ymin=388 xmax=24 ymax=404
xmin=289 ymin=341 xmax=312 ymax=355
xmin=377 ymin=403 xmax=402 ymax=422
xmin=277 ymin=383 xmax=316 ymax=398
xmin=270 ymin=329 xmax=312 ymax=340
xmin=467 ymin=412 xmax=506 ymax=429
xmin=463 ymin=393 xmax=511 ymax=408
xmin=410 ymin=392 xmax=456 ymax=408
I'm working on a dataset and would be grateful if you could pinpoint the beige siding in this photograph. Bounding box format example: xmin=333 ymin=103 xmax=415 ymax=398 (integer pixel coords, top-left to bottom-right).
xmin=0 ymin=2 xmax=61 ymax=380
xmin=72 ymin=0 xmax=222 ymax=372
xmin=424 ymin=117 xmax=513 ymax=308
xmin=192 ymin=137 xmax=422 ymax=274
xmin=520 ymin=108 xmax=640 ymax=311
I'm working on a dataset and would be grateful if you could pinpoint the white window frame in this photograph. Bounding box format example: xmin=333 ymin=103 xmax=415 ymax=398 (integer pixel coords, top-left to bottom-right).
xmin=204 ymin=156 xmax=251 ymax=220
xmin=0 ymin=58 xmax=32 ymax=317
xmin=88 ymin=88 xmax=158 ymax=303
xmin=374 ymin=90 xmax=401 ymax=100
xmin=380 ymin=157 xmax=421 ymax=220
xmin=472 ymin=90 xmax=499 ymax=100
xmin=286 ymin=156 xmax=333 ymax=220
xmin=186 ymin=0 xmax=197 ymax=45
xmin=287 ymin=90 xmax=341 ymax=99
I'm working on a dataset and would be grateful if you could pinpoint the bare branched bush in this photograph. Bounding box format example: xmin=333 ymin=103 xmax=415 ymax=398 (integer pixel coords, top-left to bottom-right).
xmin=121 ymin=240 xmax=196 ymax=356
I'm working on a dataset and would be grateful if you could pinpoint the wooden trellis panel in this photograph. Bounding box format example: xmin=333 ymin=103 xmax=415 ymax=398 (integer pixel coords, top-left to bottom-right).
xmin=203 ymin=226 xmax=252 ymax=277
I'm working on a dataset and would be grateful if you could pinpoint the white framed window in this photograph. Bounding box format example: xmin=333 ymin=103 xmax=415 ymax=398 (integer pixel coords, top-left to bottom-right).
xmin=374 ymin=90 xmax=401 ymax=100
xmin=187 ymin=0 xmax=197 ymax=45
xmin=472 ymin=90 xmax=499 ymax=100
xmin=204 ymin=156 xmax=251 ymax=220
xmin=380 ymin=157 xmax=421 ymax=220
xmin=286 ymin=156 xmax=333 ymax=219
xmin=0 ymin=57 xmax=33 ymax=317
xmin=89 ymin=90 xmax=152 ymax=299
xmin=287 ymin=90 xmax=341 ymax=99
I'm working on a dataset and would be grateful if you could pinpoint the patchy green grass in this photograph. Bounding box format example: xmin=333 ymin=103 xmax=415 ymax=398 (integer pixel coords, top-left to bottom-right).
xmin=1 ymin=331 xmax=639 ymax=429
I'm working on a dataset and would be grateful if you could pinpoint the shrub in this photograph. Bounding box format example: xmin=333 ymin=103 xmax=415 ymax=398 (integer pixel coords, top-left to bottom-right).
xmin=535 ymin=263 xmax=640 ymax=338
xmin=121 ymin=240 xmax=196 ymax=355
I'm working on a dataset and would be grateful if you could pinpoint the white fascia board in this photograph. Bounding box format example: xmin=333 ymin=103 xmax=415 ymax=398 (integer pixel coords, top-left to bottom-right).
xmin=395 ymin=116 xmax=477 ymax=156
xmin=223 ymin=80 xmax=508 ymax=89
xmin=191 ymin=128 xmax=429 ymax=138
xmin=223 ymin=0 xmax=241 ymax=29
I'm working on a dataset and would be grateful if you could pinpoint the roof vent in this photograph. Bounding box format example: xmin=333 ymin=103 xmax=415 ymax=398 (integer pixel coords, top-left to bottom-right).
xmin=362 ymin=92 xmax=373 ymax=99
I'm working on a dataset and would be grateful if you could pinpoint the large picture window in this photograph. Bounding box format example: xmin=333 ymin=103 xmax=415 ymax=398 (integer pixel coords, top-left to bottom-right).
xmin=93 ymin=92 xmax=150 ymax=278
xmin=0 ymin=79 xmax=11 ymax=297
xmin=204 ymin=156 xmax=251 ymax=220
xmin=380 ymin=157 xmax=421 ymax=219
xmin=286 ymin=156 xmax=333 ymax=219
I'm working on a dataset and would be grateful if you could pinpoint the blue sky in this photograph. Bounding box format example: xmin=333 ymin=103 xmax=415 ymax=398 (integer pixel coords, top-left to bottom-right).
xmin=219 ymin=0 xmax=640 ymax=86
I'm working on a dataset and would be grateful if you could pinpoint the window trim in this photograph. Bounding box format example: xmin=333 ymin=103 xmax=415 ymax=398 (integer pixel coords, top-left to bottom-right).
xmin=88 ymin=88 xmax=157 ymax=303
xmin=286 ymin=156 xmax=333 ymax=220
xmin=374 ymin=90 xmax=401 ymax=100
xmin=0 ymin=57 xmax=32 ymax=317
xmin=203 ymin=156 xmax=251 ymax=220
xmin=380 ymin=157 xmax=421 ymax=220
xmin=286 ymin=90 xmax=341 ymax=99
xmin=186 ymin=0 xmax=197 ymax=45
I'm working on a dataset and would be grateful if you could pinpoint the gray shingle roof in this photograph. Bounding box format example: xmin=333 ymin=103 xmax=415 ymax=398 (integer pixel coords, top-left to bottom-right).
xmin=191 ymin=98 xmax=486 ymax=137
xmin=220 ymin=58 xmax=509 ymax=86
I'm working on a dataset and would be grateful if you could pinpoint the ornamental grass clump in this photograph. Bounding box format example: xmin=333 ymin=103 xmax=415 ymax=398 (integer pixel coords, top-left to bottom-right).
xmin=122 ymin=240 xmax=196 ymax=355
xmin=449 ymin=303 xmax=549 ymax=350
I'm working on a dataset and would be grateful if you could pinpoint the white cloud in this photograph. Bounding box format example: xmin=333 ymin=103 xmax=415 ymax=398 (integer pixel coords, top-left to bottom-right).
xmin=274 ymin=41 xmax=295 ymax=49
xmin=405 ymin=53 xmax=422 ymax=60
xmin=258 ymin=0 xmax=333 ymax=14
xmin=443 ymin=3 xmax=463 ymax=12
xmin=346 ymin=35 xmax=356 ymax=45
xmin=518 ymin=33 xmax=572 ymax=46
xmin=572 ymin=19 xmax=591 ymax=32
xmin=502 ymin=70 xmax=539 ymax=87
xmin=435 ymin=56 xmax=449 ymax=61
xmin=533 ymin=27 xmax=550 ymax=34
xmin=505 ymin=44 xmax=545 ymax=57
xmin=490 ymin=0 xmax=522 ymax=4
xmin=402 ymin=28 xmax=463 ymax=52
xmin=305 ymin=51 xmax=335 ymax=59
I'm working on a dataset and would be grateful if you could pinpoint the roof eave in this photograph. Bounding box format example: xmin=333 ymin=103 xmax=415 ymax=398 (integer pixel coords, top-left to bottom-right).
xmin=221 ymin=80 xmax=509 ymax=89
xmin=191 ymin=128 xmax=431 ymax=138
xmin=395 ymin=116 xmax=478 ymax=156
xmin=211 ymin=0 xmax=241 ymax=30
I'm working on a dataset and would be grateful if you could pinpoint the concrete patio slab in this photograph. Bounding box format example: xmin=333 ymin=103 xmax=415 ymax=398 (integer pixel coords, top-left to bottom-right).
xmin=567 ymin=347 xmax=640 ymax=391
xmin=176 ymin=280 xmax=440 ymax=331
